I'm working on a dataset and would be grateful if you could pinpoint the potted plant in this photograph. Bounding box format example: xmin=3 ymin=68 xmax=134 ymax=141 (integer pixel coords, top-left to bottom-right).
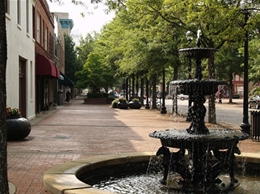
xmin=6 ymin=107 xmax=31 ymax=140
xmin=129 ymin=98 xmax=142 ymax=109
xmin=111 ymin=98 xmax=120 ymax=108
xmin=117 ymin=97 xmax=129 ymax=109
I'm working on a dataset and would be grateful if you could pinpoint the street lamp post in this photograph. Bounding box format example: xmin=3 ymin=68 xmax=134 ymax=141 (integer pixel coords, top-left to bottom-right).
xmin=186 ymin=31 xmax=193 ymax=122
xmin=161 ymin=68 xmax=167 ymax=114
xmin=145 ymin=73 xmax=150 ymax=109
xmin=240 ymin=0 xmax=251 ymax=135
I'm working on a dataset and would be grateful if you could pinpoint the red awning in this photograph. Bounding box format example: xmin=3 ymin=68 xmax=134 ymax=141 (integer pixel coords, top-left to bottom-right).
xmin=36 ymin=54 xmax=59 ymax=79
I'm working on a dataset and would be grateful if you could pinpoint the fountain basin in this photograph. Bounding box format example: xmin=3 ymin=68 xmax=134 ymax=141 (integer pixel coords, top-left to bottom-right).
xmin=44 ymin=152 xmax=154 ymax=194
xmin=44 ymin=152 xmax=260 ymax=194
xmin=179 ymin=47 xmax=217 ymax=58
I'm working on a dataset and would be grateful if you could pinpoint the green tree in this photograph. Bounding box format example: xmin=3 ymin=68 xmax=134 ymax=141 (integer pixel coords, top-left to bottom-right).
xmin=248 ymin=38 xmax=260 ymax=84
xmin=215 ymin=43 xmax=243 ymax=102
xmin=76 ymin=52 xmax=116 ymax=92
xmin=95 ymin=0 xmax=184 ymax=105
xmin=76 ymin=33 xmax=97 ymax=66
xmin=133 ymin=0 xmax=260 ymax=123
xmin=64 ymin=34 xmax=80 ymax=83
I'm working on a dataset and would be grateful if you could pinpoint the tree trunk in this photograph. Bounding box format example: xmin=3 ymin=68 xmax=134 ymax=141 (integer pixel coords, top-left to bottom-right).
xmin=140 ymin=73 xmax=144 ymax=105
xmin=152 ymin=74 xmax=157 ymax=109
xmin=131 ymin=74 xmax=135 ymax=100
xmin=0 ymin=0 xmax=9 ymax=193
xmin=135 ymin=74 xmax=139 ymax=98
xmin=173 ymin=64 xmax=178 ymax=80
xmin=208 ymin=54 xmax=216 ymax=124
xmin=125 ymin=77 xmax=129 ymax=101
xmin=229 ymin=73 xmax=233 ymax=103
xmin=171 ymin=59 xmax=179 ymax=114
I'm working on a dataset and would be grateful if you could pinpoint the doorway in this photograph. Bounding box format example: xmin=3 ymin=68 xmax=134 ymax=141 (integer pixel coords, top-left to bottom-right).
xmin=19 ymin=57 xmax=26 ymax=117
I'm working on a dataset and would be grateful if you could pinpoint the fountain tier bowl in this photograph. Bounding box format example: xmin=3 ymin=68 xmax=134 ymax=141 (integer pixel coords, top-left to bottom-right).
xmin=179 ymin=47 xmax=217 ymax=59
xmin=149 ymin=129 xmax=248 ymax=149
xmin=170 ymin=79 xmax=227 ymax=96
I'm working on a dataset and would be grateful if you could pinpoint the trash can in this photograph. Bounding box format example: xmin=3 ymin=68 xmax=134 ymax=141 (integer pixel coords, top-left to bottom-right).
xmin=57 ymin=93 xmax=63 ymax=105
xmin=251 ymin=111 xmax=260 ymax=141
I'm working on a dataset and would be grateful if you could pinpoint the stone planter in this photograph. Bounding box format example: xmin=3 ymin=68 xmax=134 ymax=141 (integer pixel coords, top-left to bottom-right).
xmin=6 ymin=117 xmax=31 ymax=140
xmin=117 ymin=101 xmax=129 ymax=109
xmin=129 ymin=101 xmax=142 ymax=109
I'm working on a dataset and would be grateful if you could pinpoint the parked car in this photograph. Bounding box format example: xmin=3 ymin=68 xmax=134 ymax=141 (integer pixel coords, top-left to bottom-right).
xmin=177 ymin=94 xmax=189 ymax=100
xmin=249 ymin=95 xmax=260 ymax=109
xmin=166 ymin=94 xmax=173 ymax=99
xmin=109 ymin=91 xmax=119 ymax=98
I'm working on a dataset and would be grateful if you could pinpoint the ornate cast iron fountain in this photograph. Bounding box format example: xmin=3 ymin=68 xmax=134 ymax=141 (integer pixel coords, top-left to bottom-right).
xmin=149 ymin=30 xmax=249 ymax=193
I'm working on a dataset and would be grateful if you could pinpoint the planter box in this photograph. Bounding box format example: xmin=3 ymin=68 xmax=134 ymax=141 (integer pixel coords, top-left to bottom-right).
xmin=106 ymin=98 xmax=114 ymax=104
xmin=118 ymin=101 xmax=129 ymax=109
xmin=129 ymin=101 xmax=142 ymax=109
xmin=84 ymin=98 xmax=109 ymax=104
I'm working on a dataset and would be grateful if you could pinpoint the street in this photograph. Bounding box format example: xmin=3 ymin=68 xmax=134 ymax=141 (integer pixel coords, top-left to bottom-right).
xmin=160 ymin=98 xmax=247 ymax=127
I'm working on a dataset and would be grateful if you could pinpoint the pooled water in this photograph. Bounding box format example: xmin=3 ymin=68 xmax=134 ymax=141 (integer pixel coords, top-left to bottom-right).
xmin=93 ymin=173 xmax=164 ymax=194
xmin=92 ymin=172 xmax=260 ymax=194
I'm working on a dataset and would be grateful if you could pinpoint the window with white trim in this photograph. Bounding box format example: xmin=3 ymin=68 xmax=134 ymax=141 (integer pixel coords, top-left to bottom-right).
xmin=45 ymin=27 xmax=48 ymax=50
xmin=17 ymin=0 xmax=21 ymax=25
xmin=36 ymin=14 xmax=40 ymax=43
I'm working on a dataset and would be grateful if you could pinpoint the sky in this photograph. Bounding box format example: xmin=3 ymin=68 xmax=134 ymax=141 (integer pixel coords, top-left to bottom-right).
xmin=48 ymin=1 xmax=115 ymax=45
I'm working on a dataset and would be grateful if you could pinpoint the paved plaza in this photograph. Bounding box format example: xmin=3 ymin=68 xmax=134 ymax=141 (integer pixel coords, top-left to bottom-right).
xmin=7 ymin=96 xmax=260 ymax=194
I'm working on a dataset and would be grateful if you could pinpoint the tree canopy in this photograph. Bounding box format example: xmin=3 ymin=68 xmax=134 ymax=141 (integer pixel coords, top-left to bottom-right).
xmin=64 ymin=34 xmax=81 ymax=83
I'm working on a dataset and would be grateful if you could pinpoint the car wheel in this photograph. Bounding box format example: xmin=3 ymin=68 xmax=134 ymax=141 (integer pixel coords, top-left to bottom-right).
xmin=180 ymin=97 xmax=184 ymax=101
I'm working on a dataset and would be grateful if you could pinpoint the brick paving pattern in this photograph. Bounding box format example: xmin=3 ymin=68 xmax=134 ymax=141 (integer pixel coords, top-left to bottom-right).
xmin=7 ymin=97 xmax=260 ymax=194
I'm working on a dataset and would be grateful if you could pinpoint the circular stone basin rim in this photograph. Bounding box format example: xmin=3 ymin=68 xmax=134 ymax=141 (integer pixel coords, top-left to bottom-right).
xmin=44 ymin=152 xmax=260 ymax=194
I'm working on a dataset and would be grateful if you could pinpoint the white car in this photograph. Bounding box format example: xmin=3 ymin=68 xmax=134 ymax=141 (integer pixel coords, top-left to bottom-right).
xmin=177 ymin=94 xmax=189 ymax=100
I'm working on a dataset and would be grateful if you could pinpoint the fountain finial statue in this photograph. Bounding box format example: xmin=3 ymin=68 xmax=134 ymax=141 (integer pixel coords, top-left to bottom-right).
xmin=196 ymin=29 xmax=202 ymax=47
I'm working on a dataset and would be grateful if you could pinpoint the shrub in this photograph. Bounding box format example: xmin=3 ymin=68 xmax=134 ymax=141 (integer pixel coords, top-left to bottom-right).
xmin=118 ymin=97 xmax=128 ymax=103
xmin=111 ymin=98 xmax=119 ymax=108
xmin=108 ymin=94 xmax=115 ymax=99
xmin=249 ymin=86 xmax=260 ymax=98
xmin=131 ymin=98 xmax=140 ymax=102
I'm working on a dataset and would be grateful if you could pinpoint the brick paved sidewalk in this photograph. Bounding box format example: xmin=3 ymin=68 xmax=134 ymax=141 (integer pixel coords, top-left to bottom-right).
xmin=6 ymin=96 xmax=260 ymax=194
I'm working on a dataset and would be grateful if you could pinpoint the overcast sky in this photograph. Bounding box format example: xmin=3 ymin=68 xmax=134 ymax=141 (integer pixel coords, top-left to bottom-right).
xmin=48 ymin=1 xmax=115 ymax=45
